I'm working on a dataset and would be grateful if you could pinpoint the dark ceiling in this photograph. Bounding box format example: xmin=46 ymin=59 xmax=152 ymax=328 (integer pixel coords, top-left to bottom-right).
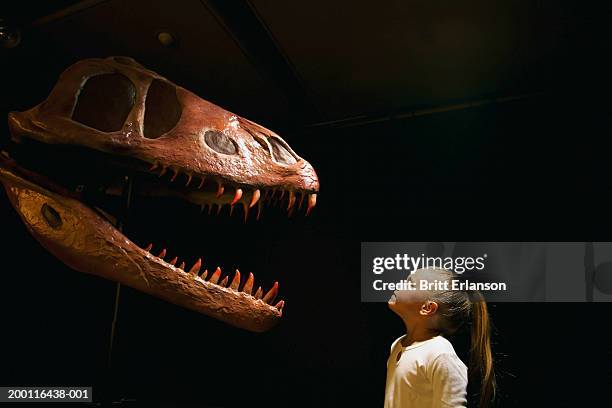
xmin=1 ymin=0 xmax=605 ymax=132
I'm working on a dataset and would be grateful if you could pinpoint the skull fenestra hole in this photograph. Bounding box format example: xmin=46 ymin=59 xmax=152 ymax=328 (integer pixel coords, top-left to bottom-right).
xmin=268 ymin=137 xmax=297 ymax=165
xmin=204 ymin=130 xmax=238 ymax=155
xmin=143 ymin=78 xmax=182 ymax=139
xmin=41 ymin=203 xmax=62 ymax=229
xmin=252 ymin=131 xmax=296 ymax=165
xmin=72 ymin=73 xmax=136 ymax=132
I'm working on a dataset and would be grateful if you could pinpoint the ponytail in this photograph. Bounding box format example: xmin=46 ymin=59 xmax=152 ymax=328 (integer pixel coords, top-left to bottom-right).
xmin=426 ymin=270 xmax=497 ymax=406
xmin=469 ymin=291 xmax=496 ymax=408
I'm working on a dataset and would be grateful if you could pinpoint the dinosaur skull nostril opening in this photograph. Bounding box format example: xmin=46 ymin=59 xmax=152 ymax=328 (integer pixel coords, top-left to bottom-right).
xmin=204 ymin=130 xmax=238 ymax=155
xmin=268 ymin=137 xmax=297 ymax=165
xmin=41 ymin=203 xmax=62 ymax=229
xmin=252 ymin=133 xmax=270 ymax=153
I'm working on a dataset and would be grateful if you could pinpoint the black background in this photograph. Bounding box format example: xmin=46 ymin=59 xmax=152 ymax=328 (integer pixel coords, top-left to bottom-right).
xmin=2 ymin=1 xmax=612 ymax=407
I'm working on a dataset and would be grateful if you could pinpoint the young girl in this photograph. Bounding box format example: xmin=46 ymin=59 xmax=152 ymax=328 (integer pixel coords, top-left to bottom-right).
xmin=385 ymin=268 xmax=495 ymax=408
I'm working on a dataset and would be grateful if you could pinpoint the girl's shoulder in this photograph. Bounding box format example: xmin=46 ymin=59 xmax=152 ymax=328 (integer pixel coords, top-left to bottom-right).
xmin=411 ymin=335 xmax=462 ymax=363
xmin=425 ymin=335 xmax=460 ymax=356
xmin=412 ymin=337 xmax=468 ymax=382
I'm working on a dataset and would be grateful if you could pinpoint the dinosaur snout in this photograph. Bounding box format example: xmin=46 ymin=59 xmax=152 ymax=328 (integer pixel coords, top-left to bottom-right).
xmin=296 ymin=159 xmax=320 ymax=192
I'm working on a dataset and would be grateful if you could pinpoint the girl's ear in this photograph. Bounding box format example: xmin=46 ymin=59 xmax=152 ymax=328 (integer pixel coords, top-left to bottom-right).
xmin=419 ymin=300 xmax=439 ymax=316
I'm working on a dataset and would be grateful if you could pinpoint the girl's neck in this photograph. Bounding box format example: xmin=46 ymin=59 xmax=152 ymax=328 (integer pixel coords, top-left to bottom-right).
xmin=401 ymin=322 xmax=440 ymax=347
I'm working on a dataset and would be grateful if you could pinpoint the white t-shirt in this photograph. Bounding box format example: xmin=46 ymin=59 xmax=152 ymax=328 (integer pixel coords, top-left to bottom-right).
xmin=384 ymin=335 xmax=468 ymax=408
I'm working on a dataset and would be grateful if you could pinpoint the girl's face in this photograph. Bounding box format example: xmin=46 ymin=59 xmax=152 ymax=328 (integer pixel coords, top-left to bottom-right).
xmin=388 ymin=269 xmax=439 ymax=323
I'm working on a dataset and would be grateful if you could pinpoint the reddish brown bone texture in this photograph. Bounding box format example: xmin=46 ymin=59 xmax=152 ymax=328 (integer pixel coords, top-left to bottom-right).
xmin=0 ymin=57 xmax=321 ymax=332
xmin=8 ymin=56 xmax=319 ymax=193
xmin=0 ymin=167 xmax=282 ymax=332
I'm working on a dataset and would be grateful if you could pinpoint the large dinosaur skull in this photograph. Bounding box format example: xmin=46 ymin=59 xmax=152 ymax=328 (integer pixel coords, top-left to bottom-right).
xmin=0 ymin=56 xmax=319 ymax=332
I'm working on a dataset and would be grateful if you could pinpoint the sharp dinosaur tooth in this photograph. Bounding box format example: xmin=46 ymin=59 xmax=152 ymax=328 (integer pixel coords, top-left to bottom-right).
xmin=231 ymin=188 xmax=243 ymax=205
xmin=148 ymin=162 xmax=159 ymax=171
xmin=274 ymin=300 xmax=285 ymax=311
xmin=279 ymin=190 xmax=285 ymax=200
xmin=298 ymin=192 xmax=305 ymax=210
xmin=158 ymin=248 xmax=167 ymax=259
xmin=216 ymin=182 xmax=225 ymax=198
xmin=159 ymin=165 xmax=168 ymax=177
xmin=144 ymin=243 xmax=153 ymax=252
xmin=209 ymin=267 xmax=221 ymax=284
xmin=254 ymin=286 xmax=263 ymax=299
xmin=229 ymin=269 xmax=241 ymax=290
xmin=201 ymin=269 xmax=208 ymax=280
xmin=262 ymin=282 xmax=279 ymax=304
xmin=170 ymin=257 xmax=178 ymax=266
xmin=189 ymin=258 xmax=202 ymax=275
xmin=185 ymin=173 xmax=193 ymax=187
xmin=208 ymin=204 xmax=213 ymax=215
xmin=249 ymin=189 xmax=261 ymax=208
xmin=199 ymin=177 xmax=206 ymax=189
xmin=220 ymin=275 xmax=229 ymax=287
xmin=170 ymin=168 xmax=180 ymax=182
xmin=306 ymin=193 xmax=317 ymax=216
xmin=287 ymin=190 xmax=296 ymax=210
xmin=243 ymin=272 xmax=254 ymax=295
xmin=229 ymin=205 xmax=235 ymax=216
xmin=257 ymin=201 xmax=263 ymax=221
xmin=178 ymin=261 xmax=185 ymax=270
xmin=216 ymin=203 xmax=223 ymax=215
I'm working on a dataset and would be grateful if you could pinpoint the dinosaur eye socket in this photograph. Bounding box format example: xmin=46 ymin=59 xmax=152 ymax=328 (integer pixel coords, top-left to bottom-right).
xmin=41 ymin=203 xmax=62 ymax=229
xmin=143 ymin=79 xmax=182 ymax=139
xmin=268 ymin=137 xmax=297 ymax=165
xmin=204 ymin=130 xmax=237 ymax=155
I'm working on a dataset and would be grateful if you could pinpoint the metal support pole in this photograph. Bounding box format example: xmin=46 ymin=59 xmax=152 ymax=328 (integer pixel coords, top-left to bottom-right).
xmin=108 ymin=174 xmax=134 ymax=368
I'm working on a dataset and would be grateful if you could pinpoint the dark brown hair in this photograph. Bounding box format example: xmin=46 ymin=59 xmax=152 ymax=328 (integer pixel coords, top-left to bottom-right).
xmin=427 ymin=269 xmax=496 ymax=408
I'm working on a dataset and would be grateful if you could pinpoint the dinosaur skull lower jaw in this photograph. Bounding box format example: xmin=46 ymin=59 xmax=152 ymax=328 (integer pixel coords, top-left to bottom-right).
xmin=0 ymin=155 xmax=285 ymax=333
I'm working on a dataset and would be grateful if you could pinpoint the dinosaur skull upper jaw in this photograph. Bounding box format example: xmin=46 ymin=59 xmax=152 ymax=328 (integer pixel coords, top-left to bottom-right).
xmin=7 ymin=57 xmax=320 ymax=194
xmin=8 ymin=56 xmax=319 ymax=220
